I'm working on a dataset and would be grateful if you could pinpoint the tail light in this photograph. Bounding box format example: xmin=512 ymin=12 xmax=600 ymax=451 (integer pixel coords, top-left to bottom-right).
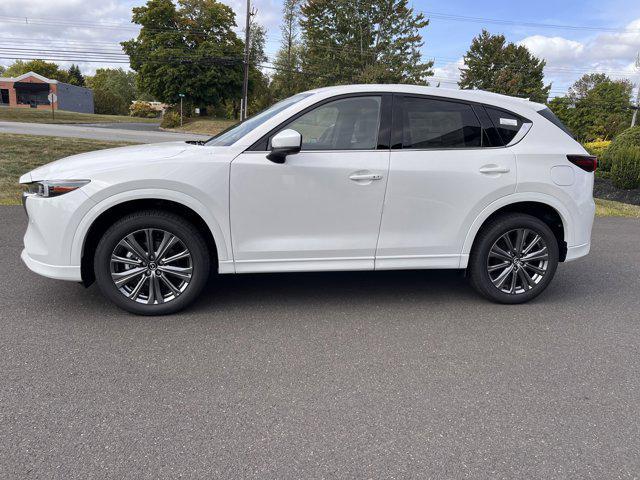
xmin=567 ymin=155 xmax=597 ymax=172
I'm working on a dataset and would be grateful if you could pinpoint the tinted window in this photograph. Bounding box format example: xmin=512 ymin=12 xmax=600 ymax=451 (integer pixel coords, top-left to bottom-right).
xmin=472 ymin=105 xmax=503 ymax=147
xmin=538 ymin=107 xmax=574 ymax=139
xmin=206 ymin=92 xmax=313 ymax=146
xmin=401 ymin=97 xmax=481 ymax=149
xmin=485 ymin=107 xmax=525 ymax=145
xmin=280 ymin=96 xmax=382 ymax=151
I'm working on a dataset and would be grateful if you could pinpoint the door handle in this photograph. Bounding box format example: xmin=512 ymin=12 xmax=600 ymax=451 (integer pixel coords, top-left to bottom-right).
xmin=349 ymin=173 xmax=383 ymax=181
xmin=479 ymin=165 xmax=510 ymax=174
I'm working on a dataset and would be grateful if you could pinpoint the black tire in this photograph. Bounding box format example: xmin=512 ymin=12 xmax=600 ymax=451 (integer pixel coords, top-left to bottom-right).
xmin=468 ymin=213 xmax=559 ymax=304
xmin=94 ymin=210 xmax=210 ymax=315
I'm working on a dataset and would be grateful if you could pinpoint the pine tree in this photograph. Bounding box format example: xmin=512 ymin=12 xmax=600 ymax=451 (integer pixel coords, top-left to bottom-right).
xmin=271 ymin=0 xmax=303 ymax=99
xmin=459 ymin=30 xmax=551 ymax=103
xmin=67 ymin=64 xmax=86 ymax=86
xmin=299 ymin=0 xmax=433 ymax=87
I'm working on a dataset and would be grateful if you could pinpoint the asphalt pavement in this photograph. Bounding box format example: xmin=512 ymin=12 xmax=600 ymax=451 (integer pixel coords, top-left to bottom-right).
xmin=0 ymin=121 xmax=210 ymax=143
xmin=1 ymin=206 xmax=640 ymax=479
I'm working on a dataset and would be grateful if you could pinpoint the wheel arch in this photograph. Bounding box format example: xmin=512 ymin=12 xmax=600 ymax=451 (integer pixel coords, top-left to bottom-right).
xmin=461 ymin=194 xmax=571 ymax=267
xmin=73 ymin=191 xmax=229 ymax=286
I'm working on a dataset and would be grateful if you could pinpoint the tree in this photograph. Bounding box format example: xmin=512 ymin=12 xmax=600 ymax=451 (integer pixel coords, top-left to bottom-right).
xmin=548 ymin=73 xmax=633 ymax=142
xmin=4 ymin=59 xmax=69 ymax=82
xmin=270 ymin=0 xmax=303 ymax=99
xmin=299 ymin=0 xmax=433 ymax=88
xmin=67 ymin=64 xmax=86 ymax=87
xmin=85 ymin=68 xmax=138 ymax=115
xmin=246 ymin=18 xmax=272 ymax=115
xmin=122 ymin=0 xmax=244 ymax=113
xmin=0 ymin=65 xmax=5 ymax=76
xmin=459 ymin=30 xmax=551 ymax=103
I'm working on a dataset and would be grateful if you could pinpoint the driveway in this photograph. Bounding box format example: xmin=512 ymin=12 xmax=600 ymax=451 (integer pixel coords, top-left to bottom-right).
xmin=1 ymin=206 xmax=639 ymax=479
xmin=0 ymin=121 xmax=209 ymax=143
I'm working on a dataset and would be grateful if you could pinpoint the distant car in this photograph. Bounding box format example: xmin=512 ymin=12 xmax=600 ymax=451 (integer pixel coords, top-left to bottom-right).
xmin=19 ymin=85 xmax=596 ymax=315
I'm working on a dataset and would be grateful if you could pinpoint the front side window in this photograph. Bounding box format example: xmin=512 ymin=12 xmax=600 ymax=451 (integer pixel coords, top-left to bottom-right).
xmin=206 ymin=92 xmax=313 ymax=147
xmin=279 ymin=96 xmax=382 ymax=151
xmin=401 ymin=97 xmax=481 ymax=149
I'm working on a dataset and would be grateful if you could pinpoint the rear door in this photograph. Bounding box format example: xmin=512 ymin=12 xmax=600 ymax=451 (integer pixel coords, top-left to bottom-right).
xmin=375 ymin=95 xmax=518 ymax=269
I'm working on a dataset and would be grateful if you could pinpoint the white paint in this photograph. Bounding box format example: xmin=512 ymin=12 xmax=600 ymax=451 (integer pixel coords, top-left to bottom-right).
xmin=18 ymin=84 xmax=595 ymax=287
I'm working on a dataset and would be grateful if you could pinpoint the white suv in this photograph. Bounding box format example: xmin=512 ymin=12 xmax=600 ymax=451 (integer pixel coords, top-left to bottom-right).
xmin=19 ymin=85 xmax=596 ymax=315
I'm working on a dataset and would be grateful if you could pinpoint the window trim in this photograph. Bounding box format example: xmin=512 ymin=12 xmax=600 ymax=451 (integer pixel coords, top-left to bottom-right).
xmin=391 ymin=93 xmax=532 ymax=151
xmin=247 ymin=92 xmax=393 ymax=152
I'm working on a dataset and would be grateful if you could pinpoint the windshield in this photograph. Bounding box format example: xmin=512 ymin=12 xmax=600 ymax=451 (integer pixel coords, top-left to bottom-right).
xmin=205 ymin=93 xmax=314 ymax=146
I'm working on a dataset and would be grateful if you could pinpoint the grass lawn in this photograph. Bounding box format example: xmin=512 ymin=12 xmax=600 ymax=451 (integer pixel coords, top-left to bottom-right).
xmin=0 ymin=107 xmax=158 ymax=125
xmin=0 ymin=133 xmax=133 ymax=205
xmin=163 ymin=117 xmax=235 ymax=135
xmin=594 ymin=198 xmax=640 ymax=218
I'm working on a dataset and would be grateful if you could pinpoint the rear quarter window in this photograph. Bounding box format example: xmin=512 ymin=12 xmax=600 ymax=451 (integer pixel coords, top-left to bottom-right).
xmin=484 ymin=106 xmax=527 ymax=145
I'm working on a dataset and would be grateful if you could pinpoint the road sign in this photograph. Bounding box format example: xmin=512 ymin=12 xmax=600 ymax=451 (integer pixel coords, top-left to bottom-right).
xmin=47 ymin=92 xmax=57 ymax=103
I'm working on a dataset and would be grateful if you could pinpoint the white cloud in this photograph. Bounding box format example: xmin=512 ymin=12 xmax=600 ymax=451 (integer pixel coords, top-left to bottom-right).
xmin=431 ymin=58 xmax=464 ymax=88
xmin=518 ymin=36 xmax=584 ymax=63
xmin=518 ymin=17 xmax=640 ymax=94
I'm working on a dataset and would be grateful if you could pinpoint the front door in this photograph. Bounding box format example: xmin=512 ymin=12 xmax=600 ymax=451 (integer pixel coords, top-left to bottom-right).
xmin=230 ymin=95 xmax=391 ymax=273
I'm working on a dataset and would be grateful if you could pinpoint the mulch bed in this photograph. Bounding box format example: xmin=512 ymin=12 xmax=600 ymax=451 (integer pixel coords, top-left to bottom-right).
xmin=594 ymin=177 xmax=640 ymax=206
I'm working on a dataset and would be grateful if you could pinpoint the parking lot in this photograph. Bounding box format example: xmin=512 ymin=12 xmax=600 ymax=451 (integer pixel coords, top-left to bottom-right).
xmin=1 ymin=205 xmax=640 ymax=478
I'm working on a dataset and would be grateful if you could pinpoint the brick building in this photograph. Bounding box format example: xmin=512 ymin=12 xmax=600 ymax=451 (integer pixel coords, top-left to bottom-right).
xmin=0 ymin=71 xmax=94 ymax=114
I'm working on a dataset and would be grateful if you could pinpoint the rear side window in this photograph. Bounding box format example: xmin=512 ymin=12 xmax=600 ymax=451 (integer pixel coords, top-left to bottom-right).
xmin=484 ymin=107 xmax=527 ymax=145
xmin=538 ymin=107 xmax=574 ymax=139
xmin=400 ymin=97 xmax=481 ymax=149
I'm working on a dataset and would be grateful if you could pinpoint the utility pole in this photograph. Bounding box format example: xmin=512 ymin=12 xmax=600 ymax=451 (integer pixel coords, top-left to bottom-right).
xmin=241 ymin=0 xmax=251 ymax=121
xmin=179 ymin=93 xmax=185 ymax=127
xmin=632 ymin=53 xmax=640 ymax=127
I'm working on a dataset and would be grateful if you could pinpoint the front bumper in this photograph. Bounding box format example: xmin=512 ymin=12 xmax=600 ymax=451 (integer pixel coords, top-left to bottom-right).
xmin=21 ymin=188 xmax=93 ymax=282
xmin=21 ymin=249 xmax=82 ymax=281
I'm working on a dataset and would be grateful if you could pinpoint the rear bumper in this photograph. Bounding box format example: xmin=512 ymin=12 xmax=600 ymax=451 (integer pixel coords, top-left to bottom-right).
xmin=21 ymin=249 xmax=82 ymax=281
xmin=564 ymin=242 xmax=590 ymax=262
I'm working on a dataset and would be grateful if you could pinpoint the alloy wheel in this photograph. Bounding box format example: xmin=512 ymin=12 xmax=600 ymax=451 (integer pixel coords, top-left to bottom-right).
xmin=486 ymin=228 xmax=549 ymax=295
xmin=110 ymin=228 xmax=193 ymax=304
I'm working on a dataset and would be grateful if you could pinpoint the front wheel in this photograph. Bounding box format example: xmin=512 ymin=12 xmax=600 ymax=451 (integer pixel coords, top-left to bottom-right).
xmin=468 ymin=213 xmax=559 ymax=304
xmin=94 ymin=210 xmax=210 ymax=315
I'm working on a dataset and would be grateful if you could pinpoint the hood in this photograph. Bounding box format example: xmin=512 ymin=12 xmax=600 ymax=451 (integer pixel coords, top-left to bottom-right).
xmin=21 ymin=142 xmax=193 ymax=183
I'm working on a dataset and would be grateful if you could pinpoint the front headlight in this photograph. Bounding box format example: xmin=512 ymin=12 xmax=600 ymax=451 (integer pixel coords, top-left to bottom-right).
xmin=23 ymin=180 xmax=90 ymax=198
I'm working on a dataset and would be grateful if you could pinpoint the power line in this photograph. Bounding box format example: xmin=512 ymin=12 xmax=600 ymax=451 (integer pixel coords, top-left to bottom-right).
xmin=416 ymin=10 xmax=640 ymax=34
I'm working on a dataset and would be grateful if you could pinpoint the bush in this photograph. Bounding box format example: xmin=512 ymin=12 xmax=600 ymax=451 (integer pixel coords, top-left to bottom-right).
xmin=583 ymin=140 xmax=610 ymax=158
xmin=160 ymin=111 xmax=181 ymax=128
xmin=610 ymin=146 xmax=640 ymax=190
xmin=600 ymin=126 xmax=640 ymax=172
xmin=129 ymin=101 xmax=158 ymax=118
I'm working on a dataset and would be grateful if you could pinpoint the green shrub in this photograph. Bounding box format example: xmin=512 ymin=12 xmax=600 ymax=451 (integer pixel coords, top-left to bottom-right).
xmin=610 ymin=146 xmax=640 ymax=190
xmin=583 ymin=140 xmax=610 ymax=158
xmin=129 ymin=101 xmax=158 ymax=118
xmin=160 ymin=111 xmax=181 ymax=128
xmin=600 ymin=126 xmax=640 ymax=172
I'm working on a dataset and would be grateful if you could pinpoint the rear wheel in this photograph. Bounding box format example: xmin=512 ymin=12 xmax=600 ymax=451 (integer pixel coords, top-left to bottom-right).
xmin=94 ymin=210 xmax=210 ymax=315
xmin=468 ymin=213 xmax=559 ymax=304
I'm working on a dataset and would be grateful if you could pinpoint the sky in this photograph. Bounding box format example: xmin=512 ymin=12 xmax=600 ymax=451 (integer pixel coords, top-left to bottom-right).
xmin=1 ymin=0 xmax=640 ymax=99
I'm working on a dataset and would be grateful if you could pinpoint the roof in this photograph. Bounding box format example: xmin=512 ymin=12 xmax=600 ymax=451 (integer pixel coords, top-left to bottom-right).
xmin=0 ymin=71 xmax=58 ymax=84
xmin=306 ymin=84 xmax=547 ymax=113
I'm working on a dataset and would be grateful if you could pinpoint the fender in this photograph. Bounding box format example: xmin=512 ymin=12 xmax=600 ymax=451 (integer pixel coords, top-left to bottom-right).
xmin=459 ymin=192 xmax=572 ymax=268
xmin=70 ymin=188 xmax=233 ymax=273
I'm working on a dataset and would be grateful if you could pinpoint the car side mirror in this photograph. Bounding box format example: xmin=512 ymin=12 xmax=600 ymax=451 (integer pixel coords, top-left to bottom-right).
xmin=267 ymin=129 xmax=302 ymax=164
